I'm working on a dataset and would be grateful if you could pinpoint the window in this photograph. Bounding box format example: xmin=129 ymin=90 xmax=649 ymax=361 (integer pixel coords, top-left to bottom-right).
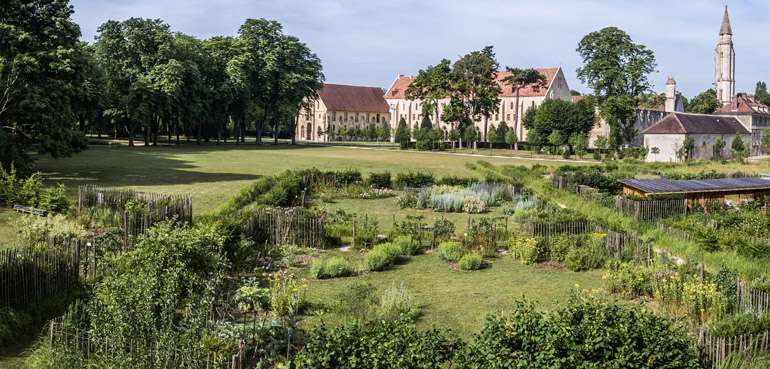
xmin=510 ymin=102 xmax=514 ymax=109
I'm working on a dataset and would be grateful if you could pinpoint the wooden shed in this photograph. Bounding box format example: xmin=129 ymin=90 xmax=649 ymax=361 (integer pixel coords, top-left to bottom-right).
xmin=619 ymin=178 xmax=770 ymax=204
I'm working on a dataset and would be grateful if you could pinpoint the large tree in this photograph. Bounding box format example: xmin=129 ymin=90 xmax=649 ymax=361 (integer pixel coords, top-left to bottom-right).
xmin=685 ymin=89 xmax=720 ymax=114
xmin=1 ymin=0 xmax=87 ymax=171
xmin=755 ymin=81 xmax=770 ymax=107
xmin=442 ymin=46 xmax=501 ymax=147
xmin=405 ymin=59 xmax=451 ymax=122
xmin=502 ymin=68 xmax=546 ymax=150
xmin=523 ymin=98 xmax=596 ymax=153
xmin=576 ymin=27 xmax=656 ymax=148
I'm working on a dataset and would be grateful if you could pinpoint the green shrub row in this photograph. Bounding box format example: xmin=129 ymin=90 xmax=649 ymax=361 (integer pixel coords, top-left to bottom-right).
xmin=310 ymin=256 xmax=355 ymax=279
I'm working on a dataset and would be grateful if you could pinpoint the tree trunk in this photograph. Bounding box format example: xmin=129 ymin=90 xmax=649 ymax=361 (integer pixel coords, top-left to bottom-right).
xmin=126 ymin=123 xmax=135 ymax=147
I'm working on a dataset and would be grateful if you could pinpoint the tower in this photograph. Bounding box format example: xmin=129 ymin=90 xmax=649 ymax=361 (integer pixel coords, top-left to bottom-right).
xmin=665 ymin=76 xmax=677 ymax=113
xmin=714 ymin=5 xmax=735 ymax=106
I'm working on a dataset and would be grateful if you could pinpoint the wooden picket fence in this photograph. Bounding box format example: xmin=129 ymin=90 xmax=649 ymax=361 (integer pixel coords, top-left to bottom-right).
xmin=736 ymin=277 xmax=770 ymax=316
xmin=47 ymin=317 xmax=245 ymax=369
xmin=699 ymin=329 xmax=770 ymax=369
xmin=78 ymin=185 xmax=193 ymax=245
xmin=521 ymin=221 xmax=653 ymax=265
xmin=243 ymin=208 xmax=326 ymax=248
xmin=0 ymin=247 xmax=79 ymax=307
xmin=614 ymin=196 xmax=690 ymax=221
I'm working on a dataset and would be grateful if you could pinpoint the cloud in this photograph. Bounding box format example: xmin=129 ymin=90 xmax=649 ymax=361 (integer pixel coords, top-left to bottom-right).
xmin=71 ymin=0 xmax=770 ymax=97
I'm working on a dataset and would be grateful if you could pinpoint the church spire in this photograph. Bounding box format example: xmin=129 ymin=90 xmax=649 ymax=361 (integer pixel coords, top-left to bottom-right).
xmin=720 ymin=5 xmax=732 ymax=35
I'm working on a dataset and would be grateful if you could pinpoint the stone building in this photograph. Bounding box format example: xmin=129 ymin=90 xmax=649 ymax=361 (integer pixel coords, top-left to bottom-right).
xmin=716 ymin=94 xmax=770 ymax=155
xmin=384 ymin=67 xmax=572 ymax=142
xmin=295 ymin=84 xmax=390 ymax=142
xmin=642 ymin=113 xmax=750 ymax=162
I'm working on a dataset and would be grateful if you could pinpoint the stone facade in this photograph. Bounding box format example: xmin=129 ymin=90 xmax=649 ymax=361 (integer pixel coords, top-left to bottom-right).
xmin=384 ymin=67 xmax=572 ymax=142
xmin=715 ymin=6 xmax=736 ymax=106
xmin=296 ymin=84 xmax=390 ymax=142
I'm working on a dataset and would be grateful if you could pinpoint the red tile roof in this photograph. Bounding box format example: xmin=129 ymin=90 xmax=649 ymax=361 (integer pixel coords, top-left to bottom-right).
xmin=319 ymin=84 xmax=390 ymax=113
xmin=718 ymin=94 xmax=770 ymax=115
xmin=385 ymin=67 xmax=560 ymax=100
xmin=642 ymin=113 xmax=749 ymax=135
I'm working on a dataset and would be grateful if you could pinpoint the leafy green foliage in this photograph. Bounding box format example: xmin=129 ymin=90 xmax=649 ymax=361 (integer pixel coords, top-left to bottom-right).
xmin=378 ymin=283 xmax=420 ymax=321
xmin=685 ymin=89 xmax=720 ymax=114
xmin=364 ymin=243 xmax=403 ymax=271
xmin=508 ymin=234 xmax=544 ymax=264
xmin=310 ymin=256 xmax=355 ymax=279
xmin=458 ymin=252 xmax=483 ymax=271
xmin=367 ymin=171 xmax=391 ymax=189
xmin=564 ymin=240 xmax=607 ymax=271
xmin=394 ymin=171 xmax=435 ymax=188
xmin=437 ymin=241 xmax=464 ymax=262
xmin=523 ymin=98 xmax=596 ymax=152
xmin=0 ymin=166 xmax=70 ymax=212
xmin=458 ymin=293 xmax=700 ymax=369
xmin=395 ymin=117 xmax=411 ymax=149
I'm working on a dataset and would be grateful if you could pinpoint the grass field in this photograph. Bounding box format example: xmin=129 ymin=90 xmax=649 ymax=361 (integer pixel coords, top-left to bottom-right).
xmin=34 ymin=143 xmax=579 ymax=214
xmin=297 ymin=250 xmax=604 ymax=337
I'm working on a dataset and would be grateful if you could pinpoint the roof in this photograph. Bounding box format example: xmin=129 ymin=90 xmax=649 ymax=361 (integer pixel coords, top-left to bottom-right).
xmin=717 ymin=94 xmax=770 ymax=115
xmin=619 ymin=178 xmax=770 ymax=195
xmin=721 ymin=6 xmax=732 ymax=35
xmin=385 ymin=67 xmax=560 ymax=100
xmin=642 ymin=113 xmax=749 ymax=135
xmin=319 ymin=84 xmax=390 ymax=113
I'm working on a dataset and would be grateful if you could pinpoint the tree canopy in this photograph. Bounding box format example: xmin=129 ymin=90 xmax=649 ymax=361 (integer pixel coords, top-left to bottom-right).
xmin=685 ymin=89 xmax=720 ymax=114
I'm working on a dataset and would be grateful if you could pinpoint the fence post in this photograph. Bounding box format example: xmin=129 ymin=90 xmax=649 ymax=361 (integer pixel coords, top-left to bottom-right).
xmin=352 ymin=216 xmax=356 ymax=249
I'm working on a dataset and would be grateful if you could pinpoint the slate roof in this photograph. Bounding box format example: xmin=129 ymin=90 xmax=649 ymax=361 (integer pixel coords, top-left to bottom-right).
xmin=619 ymin=178 xmax=770 ymax=195
xmin=319 ymin=84 xmax=389 ymax=113
xmin=642 ymin=113 xmax=749 ymax=135
xmin=384 ymin=67 xmax=560 ymax=100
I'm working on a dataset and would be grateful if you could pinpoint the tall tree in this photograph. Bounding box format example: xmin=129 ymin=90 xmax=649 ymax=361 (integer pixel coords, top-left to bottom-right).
xmin=523 ymin=98 xmax=596 ymax=153
xmin=755 ymin=82 xmax=770 ymax=107
xmin=1 ymin=0 xmax=87 ymax=171
xmin=406 ymin=59 xmax=451 ymax=122
xmin=502 ymin=68 xmax=546 ymax=149
xmin=576 ymin=27 xmax=656 ymax=147
xmin=442 ymin=46 xmax=501 ymax=147
xmin=685 ymin=89 xmax=720 ymax=114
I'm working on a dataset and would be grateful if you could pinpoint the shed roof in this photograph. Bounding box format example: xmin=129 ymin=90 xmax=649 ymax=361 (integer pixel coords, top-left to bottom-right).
xmin=642 ymin=113 xmax=750 ymax=135
xmin=618 ymin=178 xmax=770 ymax=195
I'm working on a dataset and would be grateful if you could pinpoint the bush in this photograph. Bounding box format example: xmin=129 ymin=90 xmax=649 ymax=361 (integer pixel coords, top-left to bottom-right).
xmin=393 ymin=235 xmax=420 ymax=256
xmin=603 ymin=260 xmax=653 ymax=298
xmin=378 ymin=283 xmax=420 ymax=321
xmin=461 ymin=196 xmax=486 ymax=213
xmin=437 ymin=241 xmax=464 ymax=262
xmin=395 ymin=193 xmax=417 ymax=209
xmin=364 ymin=243 xmax=403 ymax=271
xmin=310 ymin=256 xmax=355 ymax=279
xmin=458 ymin=293 xmax=701 ymax=369
xmin=436 ymin=175 xmax=476 ymax=186
xmin=0 ymin=166 xmax=70 ymax=213
xmin=335 ymin=169 xmax=363 ymax=185
xmin=549 ymin=235 xmax=574 ymax=262
xmin=707 ymin=312 xmax=770 ymax=337
xmin=564 ymin=242 xmax=607 ymax=272
xmin=508 ymin=234 xmax=544 ymax=264
xmin=17 ymin=214 xmax=88 ymax=246
xmin=458 ymin=252 xmax=483 ymax=271
xmin=367 ymin=171 xmax=391 ymax=189
xmin=37 ymin=184 xmax=70 ymax=213
xmin=394 ymin=172 xmax=434 ymax=188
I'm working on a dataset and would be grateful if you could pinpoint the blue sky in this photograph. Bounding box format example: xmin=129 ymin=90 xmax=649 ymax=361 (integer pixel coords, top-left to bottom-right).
xmin=71 ymin=0 xmax=770 ymax=98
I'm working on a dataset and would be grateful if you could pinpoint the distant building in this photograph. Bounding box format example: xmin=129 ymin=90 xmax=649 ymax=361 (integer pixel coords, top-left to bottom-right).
xmin=642 ymin=113 xmax=750 ymax=162
xmin=716 ymin=93 xmax=770 ymax=155
xmin=589 ymin=77 xmax=684 ymax=148
xmin=384 ymin=67 xmax=571 ymax=142
xmin=715 ymin=6 xmax=736 ymax=106
xmin=295 ymin=84 xmax=390 ymax=142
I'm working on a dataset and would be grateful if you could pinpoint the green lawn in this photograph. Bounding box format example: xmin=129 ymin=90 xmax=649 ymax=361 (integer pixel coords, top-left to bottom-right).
xmin=34 ymin=143 xmax=575 ymax=214
xmin=297 ymin=251 xmax=604 ymax=337
xmin=0 ymin=208 xmax=18 ymax=247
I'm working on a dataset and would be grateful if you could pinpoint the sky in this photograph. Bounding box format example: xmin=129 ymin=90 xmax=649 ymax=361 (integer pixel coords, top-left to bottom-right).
xmin=70 ymin=0 xmax=770 ymax=98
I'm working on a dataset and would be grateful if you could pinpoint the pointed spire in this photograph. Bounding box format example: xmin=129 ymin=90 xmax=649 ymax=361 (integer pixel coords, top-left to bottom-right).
xmin=720 ymin=5 xmax=732 ymax=35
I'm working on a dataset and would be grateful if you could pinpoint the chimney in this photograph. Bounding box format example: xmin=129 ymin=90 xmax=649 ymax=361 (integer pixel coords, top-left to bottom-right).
xmin=665 ymin=76 xmax=677 ymax=113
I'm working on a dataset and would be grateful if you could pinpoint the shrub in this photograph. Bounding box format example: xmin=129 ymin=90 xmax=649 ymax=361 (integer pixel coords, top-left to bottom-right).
xmin=707 ymin=312 xmax=770 ymax=337
xmin=461 ymin=196 xmax=486 ymax=214
xmin=37 ymin=184 xmax=70 ymax=213
xmin=565 ymin=242 xmax=607 ymax=272
xmin=603 ymin=260 xmax=653 ymax=298
xmin=378 ymin=283 xmax=419 ymax=321
xmin=394 ymin=172 xmax=434 ymax=188
xmin=508 ymin=234 xmax=544 ymax=264
xmin=0 ymin=166 xmax=70 ymax=213
xmin=433 ymin=218 xmax=455 ymax=242
xmin=335 ymin=169 xmax=363 ymax=185
xmin=549 ymin=235 xmax=574 ymax=262
xmin=364 ymin=243 xmax=403 ymax=271
xmin=367 ymin=171 xmax=391 ymax=189
xmin=458 ymin=252 xmax=483 ymax=271
xmin=17 ymin=214 xmax=88 ymax=246
xmin=436 ymin=175 xmax=476 ymax=186
xmin=310 ymin=256 xmax=355 ymax=279
xmin=437 ymin=241 xmax=464 ymax=262
xmin=393 ymin=235 xmax=420 ymax=256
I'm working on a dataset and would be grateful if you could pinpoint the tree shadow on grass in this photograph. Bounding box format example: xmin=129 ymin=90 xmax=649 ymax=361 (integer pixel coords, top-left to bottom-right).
xmin=35 ymin=145 xmax=264 ymax=189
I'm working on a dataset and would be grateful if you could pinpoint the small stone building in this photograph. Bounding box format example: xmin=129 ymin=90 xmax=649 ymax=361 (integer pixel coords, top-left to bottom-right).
xmin=642 ymin=113 xmax=751 ymax=162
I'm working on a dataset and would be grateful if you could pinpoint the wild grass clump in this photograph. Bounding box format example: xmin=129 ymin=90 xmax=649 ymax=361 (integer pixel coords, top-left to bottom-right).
xmin=364 ymin=243 xmax=405 ymax=271
xmin=437 ymin=241 xmax=464 ymax=262
xmin=393 ymin=235 xmax=421 ymax=256
xmin=310 ymin=256 xmax=355 ymax=279
xmin=378 ymin=283 xmax=420 ymax=321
